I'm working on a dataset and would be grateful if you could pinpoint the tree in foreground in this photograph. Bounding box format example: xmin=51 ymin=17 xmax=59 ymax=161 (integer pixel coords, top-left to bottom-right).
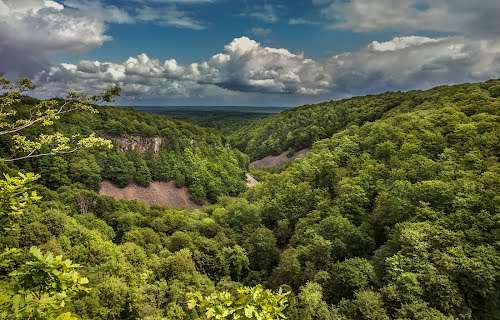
xmin=0 ymin=247 xmax=89 ymax=320
xmin=0 ymin=76 xmax=119 ymax=319
xmin=0 ymin=76 xmax=116 ymax=161
xmin=187 ymin=285 xmax=289 ymax=319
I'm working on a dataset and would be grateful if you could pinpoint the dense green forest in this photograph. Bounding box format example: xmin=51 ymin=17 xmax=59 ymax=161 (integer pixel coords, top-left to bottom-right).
xmin=2 ymin=98 xmax=248 ymax=203
xmin=0 ymin=78 xmax=499 ymax=319
xmin=231 ymin=80 xmax=500 ymax=161
xmin=134 ymin=106 xmax=283 ymax=133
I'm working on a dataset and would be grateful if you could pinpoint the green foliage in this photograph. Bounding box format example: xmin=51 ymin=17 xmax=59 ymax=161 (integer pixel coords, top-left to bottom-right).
xmin=0 ymin=247 xmax=88 ymax=320
xmin=148 ymin=146 xmax=246 ymax=203
xmin=338 ymin=290 xmax=389 ymax=320
xmin=100 ymin=152 xmax=135 ymax=187
xmin=488 ymin=85 xmax=500 ymax=98
xmin=2 ymin=91 xmax=249 ymax=202
xmin=0 ymin=79 xmax=499 ymax=320
xmin=187 ymin=285 xmax=288 ymax=319
xmin=287 ymin=282 xmax=342 ymax=320
xmin=67 ymin=153 xmax=102 ymax=190
xmin=0 ymin=172 xmax=41 ymax=241
xmin=0 ymin=76 xmax=114 ymax=162
xmin=130 ymin=153 xmax=152 ymax=187
xmin=326 ymin=258 xmax=376 ymax=303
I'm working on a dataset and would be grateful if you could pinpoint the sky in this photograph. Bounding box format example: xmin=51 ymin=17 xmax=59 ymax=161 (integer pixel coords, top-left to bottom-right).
xmin=0 ymin=0 xmax=499 ymax=106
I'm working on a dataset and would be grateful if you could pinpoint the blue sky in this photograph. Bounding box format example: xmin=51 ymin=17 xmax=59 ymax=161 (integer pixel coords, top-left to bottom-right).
xmin=0 ymin=0 xmax=499 ymax=106
xmin=61 ymin=0 xmax=389 ymax=64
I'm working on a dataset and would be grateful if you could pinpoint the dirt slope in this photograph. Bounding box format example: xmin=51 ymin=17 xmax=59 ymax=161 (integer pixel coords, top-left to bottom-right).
xmin=250 ymin=149 xmax=309 ymax=169
xmin=100 ymin=180 xmax=199 ymax=209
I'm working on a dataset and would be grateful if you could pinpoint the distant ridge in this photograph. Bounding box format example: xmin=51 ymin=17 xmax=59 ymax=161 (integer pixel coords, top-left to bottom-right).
xmin=131 ymin=105 xmax=291 ymax=114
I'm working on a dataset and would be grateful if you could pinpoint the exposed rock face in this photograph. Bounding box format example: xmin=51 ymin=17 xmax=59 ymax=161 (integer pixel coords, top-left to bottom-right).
xmin=109 ymin=136 xmax=166 ymax=154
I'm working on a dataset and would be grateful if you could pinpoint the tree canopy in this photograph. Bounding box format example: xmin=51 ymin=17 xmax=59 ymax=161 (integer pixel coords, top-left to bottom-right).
xmin=0 ymin=78 xmax=499 ymax=319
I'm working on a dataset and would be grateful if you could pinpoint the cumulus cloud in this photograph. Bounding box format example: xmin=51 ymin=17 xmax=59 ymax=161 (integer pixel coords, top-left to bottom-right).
xmin=41 ymin=37 xmax=330 ymax=97
xmin=316 ymin=0 xmax=500 ymax=37
xmin=0 ymin=0 xmax=111 ymax=76
xmin=0 ymin=0 xmax=214 ymax=77
xmin=325 ymin=36 xmax=500 ymax=95
xmin=368 ymin=36 xmax=440 ymax=52
xmin=38 ymin=35 xmax=500 ymax=102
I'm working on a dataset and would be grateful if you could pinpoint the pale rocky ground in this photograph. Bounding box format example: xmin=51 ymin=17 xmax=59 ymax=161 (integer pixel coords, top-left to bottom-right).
xmin=250 ymin=149 xmax=309 ymax=169
xmin=100 ymin=180 xmax=199 ymax=209
xmin=246 ymin=173 xmax=258 ymax=188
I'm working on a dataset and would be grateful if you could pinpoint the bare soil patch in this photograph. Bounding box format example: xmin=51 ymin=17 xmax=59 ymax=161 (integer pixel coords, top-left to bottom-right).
xmin=250 ymin=148 xmax=309 ymax=169
xmin=100 ymin=180 xmax=199 ymax=209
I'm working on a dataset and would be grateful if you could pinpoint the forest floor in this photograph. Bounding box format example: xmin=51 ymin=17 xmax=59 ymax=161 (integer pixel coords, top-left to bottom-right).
xmin=99 ymin=180 xmax=200 ymax=209
xmin=250 ymin=149 xmax=309 ymax=169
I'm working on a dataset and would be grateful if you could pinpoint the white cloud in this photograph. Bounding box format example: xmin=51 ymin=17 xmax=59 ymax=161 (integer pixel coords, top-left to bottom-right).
xmin=63 ymin=0 xmax=134 ymax=24
xmin=325 ymin=36 xmax=500 ymax=95
xmin=316 ymin=0 xmax=500 ymax=37
xmin=201 ymin=37 xmax=329 ymax=94
xmin=249 ymin=4 xmax=278 ymax=23
xmin=44 ymin=1 xmax=64 ymax=10
xmin=40 ymin=37 xmax=330 ymax=97
xmin=0 ymin=0 xmax=212 ymax=77
xmin=368 ymin=36 xmax=440 ymax=52
xmin=37 ymin=35 xmax=500 ymax=103
xmin=136 ymin=5 xmax=206 ymax=30
xmin=0 ymin=0 xmax=110 ymax=76
xmin=251 ymin=27 xmax=272 ymax=37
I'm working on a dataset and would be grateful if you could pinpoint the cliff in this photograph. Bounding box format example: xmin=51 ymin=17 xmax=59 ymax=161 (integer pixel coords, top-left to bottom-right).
xmin=109 ymin=135 xmax=166 ymax=154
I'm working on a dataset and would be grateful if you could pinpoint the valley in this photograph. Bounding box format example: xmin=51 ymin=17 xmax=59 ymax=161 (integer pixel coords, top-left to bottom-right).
xmin=1 ymin=79 xmax=499 ymax=319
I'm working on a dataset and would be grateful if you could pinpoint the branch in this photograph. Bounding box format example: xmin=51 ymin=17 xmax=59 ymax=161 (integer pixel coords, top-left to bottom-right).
xmin=0 ymin=106 xmax=78 ymax=136
xmin=4 ymin=148 xmax=80 ymax=162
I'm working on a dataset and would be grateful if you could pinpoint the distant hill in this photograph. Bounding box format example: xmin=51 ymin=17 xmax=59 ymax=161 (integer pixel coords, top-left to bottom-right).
xmin=133 ymin=105 xmax=290 ymax=133
xmin=231 ymin=79 xmax=500 ymax=161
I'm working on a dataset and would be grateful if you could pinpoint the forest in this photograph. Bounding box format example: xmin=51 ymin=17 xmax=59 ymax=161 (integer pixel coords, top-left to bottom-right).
xmin=0 ymin=77 xmax=499 ymax=319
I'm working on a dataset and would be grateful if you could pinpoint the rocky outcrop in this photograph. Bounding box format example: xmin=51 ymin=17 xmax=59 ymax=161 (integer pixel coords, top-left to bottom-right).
xmin=109 ymin=136 xmax=166 ymax=154
xmin=246 ymin=173 xmax=258 ymax=188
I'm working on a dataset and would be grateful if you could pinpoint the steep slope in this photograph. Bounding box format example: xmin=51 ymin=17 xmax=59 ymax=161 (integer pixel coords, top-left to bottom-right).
xmin=231 ymin=79 xmax=500 ymax=319
xmin=99 ymin=180 xmax=199 ymax=209
xmin=3 ymin=103 xmax=249 ymax=204
xmin=250 ymin=148 xmax=308 ymax=169
xmin=231 ymin=79 xmax=500 ymax=161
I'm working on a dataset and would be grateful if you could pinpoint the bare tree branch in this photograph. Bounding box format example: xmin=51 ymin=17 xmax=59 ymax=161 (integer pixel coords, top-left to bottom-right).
xmin=4 ymin=148 xmax=80 ymax=162
xmin=0 ymin=106 xmax=79 ymax=136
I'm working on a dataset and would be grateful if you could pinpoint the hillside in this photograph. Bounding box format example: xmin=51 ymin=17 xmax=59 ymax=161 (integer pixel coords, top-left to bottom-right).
xmin=99 ymin=180 xmax=199 ymax=209
xmin=231 ymin=80 xmax=500 ymax=161
xmin=1 ymin=79 xmax=499 ymax=319
xmin=1 ymin=102 xmax=248 ymax=204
